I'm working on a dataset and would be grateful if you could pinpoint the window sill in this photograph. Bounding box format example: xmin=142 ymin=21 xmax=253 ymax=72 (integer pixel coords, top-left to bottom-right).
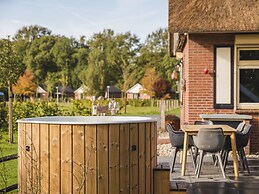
xmin=235 ymin=109 xmax=259 ymax=114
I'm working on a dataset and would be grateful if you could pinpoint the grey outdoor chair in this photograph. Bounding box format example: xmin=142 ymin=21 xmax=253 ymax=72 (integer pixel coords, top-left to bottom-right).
xmin=236 ymin=122 xmax=246 ymax=133
xmin=194 ymin=120 xmax=213 ymax=125
xmin=167 ymin=123 xmax=196 ymax=173
xmin=194 ymin=120 xmax=214 ymax=162
xmin=193 ymin=127 xmax=226 ymax=178
xmin=222 ymin=124 xmax=252 ymax=173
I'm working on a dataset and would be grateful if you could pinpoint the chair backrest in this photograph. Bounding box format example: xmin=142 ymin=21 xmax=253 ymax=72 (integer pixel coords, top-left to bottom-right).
xmin=236 ymin=124 xmax=252 ymax=148
xmin=166 ymin=123 xmax=184 ymax=148
xmin=194 ymin=120 xmax=213 ymax=125
xmin=236 ymin=122 xmax=246 ymax=132
xmin=193 ymin=128 xmax=225 ymax=153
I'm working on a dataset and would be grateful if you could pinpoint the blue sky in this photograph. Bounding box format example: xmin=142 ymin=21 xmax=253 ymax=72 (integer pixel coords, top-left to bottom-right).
xmin=0 ymin=0 xmax=168 ymax=42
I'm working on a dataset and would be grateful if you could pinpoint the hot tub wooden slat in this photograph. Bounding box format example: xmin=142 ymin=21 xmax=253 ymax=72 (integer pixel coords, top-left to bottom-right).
xmin=97 ymin=125 xmax=109 ymax=194
xmin=109 ymin=124 xmax=120 ymax=194
xmin=18 ymin=123 xmax=26 ymax=193
xmin=139 ymin=123 xmax=146 ymax=194
xmin=40 ymin=124 xmax=49 ymax=194
xmin=73 ymin=125 xmax=85 ymax=193
xmin=61 ymin=125 xmax=73 ymax=193
xmin=50 ymin=124 xmax=60 ymax=193
xmin=25 ymin=123 xmax=32 ymax=192
xmin=119 ymin=124 xmax=130 ymax=194
xmin=152 ymin=122 xmax=157 ymax=169
xmin=146 ymin=123 xmax=151 ymax=194
xmin=85 ymin=125 xmax=97 ymax=194
xmin=130 ymin=123 xmax=139 ymax=194
xmin=32 ymin=123 xmax=40 ymax=193
xmin=18 ymin=117 xmax=156 ymax=194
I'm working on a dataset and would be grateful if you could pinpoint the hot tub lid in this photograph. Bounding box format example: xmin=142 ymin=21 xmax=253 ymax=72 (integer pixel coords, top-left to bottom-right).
xmin=17 ymin=116 xmax=156 ymax=125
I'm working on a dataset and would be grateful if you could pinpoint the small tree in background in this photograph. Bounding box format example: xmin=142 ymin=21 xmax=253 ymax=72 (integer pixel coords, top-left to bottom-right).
xmin=141 ymin=67 xmax=158 ymax=98
xmin=153 ymin=78 xmax=171 ymax=99
xmin=153 ymin=78 xmax=172 ymax=131
xmin=0 ymin=37 xmax=25 ymax=143
xmin=13 ymin=70 xmax=37 ymax=101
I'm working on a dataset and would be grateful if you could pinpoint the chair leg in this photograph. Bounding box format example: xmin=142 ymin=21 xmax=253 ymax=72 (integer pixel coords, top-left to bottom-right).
xmin=238 ymin=150 xmax=246 ymax=171
xmin=222 ymin=150 xmax=229 ymax=171
xmin=171 ymin=147 xmax=179 ymax=173
xmin=216 ymin=152 xmax=226 ymax=179
xmin=240 ymin=149 xmax=250 ymax=174
xmin=195 ymin=150 xmax=204 ymax=178
xmin=189 ymin=148 xmax=196 ymax=169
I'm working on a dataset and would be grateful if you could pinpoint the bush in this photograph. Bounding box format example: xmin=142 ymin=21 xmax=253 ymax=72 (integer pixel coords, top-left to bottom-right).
xmin=165 ymin=114 xmax=180 ymax=130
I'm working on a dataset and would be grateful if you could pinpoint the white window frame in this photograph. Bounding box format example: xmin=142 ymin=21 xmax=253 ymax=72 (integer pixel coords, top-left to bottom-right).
xmin=236 ymin=47 xmax=259 ymax=109
xmin=214 ymin=46 xmax=233 ymax=109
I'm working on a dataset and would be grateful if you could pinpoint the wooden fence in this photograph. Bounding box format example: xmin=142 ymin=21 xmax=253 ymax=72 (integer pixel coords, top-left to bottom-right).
xmin=157 ymin=99 xmax=179 ymax=112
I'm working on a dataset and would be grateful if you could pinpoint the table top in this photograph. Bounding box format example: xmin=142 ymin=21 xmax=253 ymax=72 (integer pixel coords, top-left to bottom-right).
xmin=181 ymin=124 xmax=236 ymax=135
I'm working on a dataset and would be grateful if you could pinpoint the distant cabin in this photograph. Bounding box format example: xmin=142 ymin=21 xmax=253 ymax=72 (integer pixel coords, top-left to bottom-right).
xmin=105 ymin=86 xmax=122 ymax=99
xmin=126 ymin=83 xmax=151 ymax=99
xmin=74 ymin=85 xmax=90 ymax=100
xmin=56 ymin=86 xmax=74 ymax=99
xmin=36 ymin=86 xmax=48 ymax=100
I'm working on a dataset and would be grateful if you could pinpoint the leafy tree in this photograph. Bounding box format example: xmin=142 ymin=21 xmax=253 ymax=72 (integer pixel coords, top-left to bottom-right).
xmin=45 ymin=72 xmax=60 ymax=98
xmin=24 ymin=35 xmax=57 ymax=84
xmin=153 ymin=78 xmax=172 ymax=99
xmin=12 ymin=70 xmax=37 ymax=100
xmin=138 ymin=28 xmax=176 ymax=78
xmin=80 ymin=29 xmax=117 ymax=96
xmin=0 ymin=38 xmax=25 ymax=143
xmin=14 ymin=25 xmax=52 ymax=42
xmin=141 ymin=67 xmax=158 ymax=97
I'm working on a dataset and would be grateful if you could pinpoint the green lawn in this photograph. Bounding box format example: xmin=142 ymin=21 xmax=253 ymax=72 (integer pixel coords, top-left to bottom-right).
xmin=121 ymin=105 xmax=180 ymax=117
xmin=0 ymin=132 xmax=18 ymax=192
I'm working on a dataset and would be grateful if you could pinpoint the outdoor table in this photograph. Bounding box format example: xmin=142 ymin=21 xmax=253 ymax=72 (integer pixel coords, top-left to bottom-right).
xmin=181 ymin=124 xmax=239 ymax=178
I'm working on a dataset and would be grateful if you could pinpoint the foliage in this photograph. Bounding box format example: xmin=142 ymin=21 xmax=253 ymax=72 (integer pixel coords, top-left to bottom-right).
xmin=153 ymin=78 xmax=172 ymax=99
xmin=141 ymin=67 xmax=158 ymax=97
xmin=0 ymin=103 xmax=8 ymax=131
xmin=0 ymin=38 xmax=25 ymax=88
xmin=71 ymin=100 xmax=91 ymax=116
xmin=12 ymin=70 xmax=37 ymax=98
xmin=80 ymin=29 xmax=142 ymax=96
xmin=11 ymin=101 xmax=60 ymax=131
xmin=0 ymin=25 xmax=177 ymax=101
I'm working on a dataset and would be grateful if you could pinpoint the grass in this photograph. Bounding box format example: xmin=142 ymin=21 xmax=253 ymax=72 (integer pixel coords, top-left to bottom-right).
xmin=121 ymin=105 xmax=180 ymax=117
xmin=0 ymin=132 xmax=18 ymax=192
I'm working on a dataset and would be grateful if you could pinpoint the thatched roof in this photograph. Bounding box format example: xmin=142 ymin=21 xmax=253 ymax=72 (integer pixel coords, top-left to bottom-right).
xmin=169 ymin=0 xmax=259 ymax=33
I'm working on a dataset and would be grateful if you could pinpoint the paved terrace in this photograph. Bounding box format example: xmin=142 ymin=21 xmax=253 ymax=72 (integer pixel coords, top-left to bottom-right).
xmin=157 ymin=154 xmax=259 ymax=194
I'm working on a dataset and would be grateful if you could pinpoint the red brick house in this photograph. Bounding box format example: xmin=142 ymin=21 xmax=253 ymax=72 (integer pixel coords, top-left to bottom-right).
xmin=169 ymin=0 xmax=259 ymax=153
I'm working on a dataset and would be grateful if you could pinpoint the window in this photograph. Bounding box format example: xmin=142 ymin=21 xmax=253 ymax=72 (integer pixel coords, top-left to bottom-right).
xmin=214 ymin=46 xmax=233 ymax=109
xmin=239 ymin=69 xmax=259 ymax=103
xmin=237 ymin=48 xmax=259 ymax=109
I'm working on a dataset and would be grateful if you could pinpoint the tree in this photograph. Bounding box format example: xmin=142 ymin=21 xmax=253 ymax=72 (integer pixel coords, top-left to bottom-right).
xmin=12 ymin=70 xmax=37 ymax=100
xmin=141 ymin=67 xmax=158 ymax=97
xmin=45 ymin=72 xmax=59 ymax=99
xmin=0 ymin=38 xmax=25 ymax=143
xmin=24 ymin=35 xmax=57 ymax=84
xmin=80 ymin=29 xmax=117 ymax=96
xmin=153 ymin=78 xmax=172 ymax=99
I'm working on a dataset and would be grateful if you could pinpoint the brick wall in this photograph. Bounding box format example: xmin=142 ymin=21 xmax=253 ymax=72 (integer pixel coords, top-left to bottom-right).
xmin=180 ymin=33 xmax=259 ymax=154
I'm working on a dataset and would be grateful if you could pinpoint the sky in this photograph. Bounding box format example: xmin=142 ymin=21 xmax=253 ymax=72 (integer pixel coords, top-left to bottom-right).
xmin=0 ymin=0 xmax=168 ymax=42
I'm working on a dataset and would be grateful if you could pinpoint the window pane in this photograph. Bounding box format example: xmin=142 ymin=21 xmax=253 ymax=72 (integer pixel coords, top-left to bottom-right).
xmin=240 ymin=69 xmax=259 ymax=103
xmin=240 ymin=50 xmax=259 ymax=60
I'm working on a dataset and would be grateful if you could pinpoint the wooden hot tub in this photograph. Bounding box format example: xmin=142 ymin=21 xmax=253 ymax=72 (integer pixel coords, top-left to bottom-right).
xmin=17 ymin=116 xmax=157 ymax=194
